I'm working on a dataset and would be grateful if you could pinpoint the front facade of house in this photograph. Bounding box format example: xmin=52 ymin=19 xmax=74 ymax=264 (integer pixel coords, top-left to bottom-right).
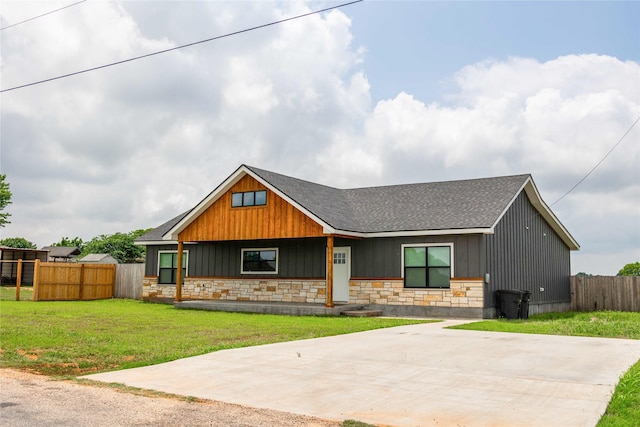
xmin=139 ymin=165 xmax=579 ymax=318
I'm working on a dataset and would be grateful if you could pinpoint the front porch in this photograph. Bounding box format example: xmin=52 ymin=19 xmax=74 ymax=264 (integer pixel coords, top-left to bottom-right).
xmin=174 ymin=299 xmax=366 ymax=316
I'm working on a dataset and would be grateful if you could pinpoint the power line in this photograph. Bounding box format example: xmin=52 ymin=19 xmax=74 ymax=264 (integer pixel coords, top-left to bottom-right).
xmin=0 ymin=0 xmax=363 ymax=93
xmin=0 ymin=0 xmax=87 ymax=31
xmin=550 ymin=115 xmax=640 ymax=206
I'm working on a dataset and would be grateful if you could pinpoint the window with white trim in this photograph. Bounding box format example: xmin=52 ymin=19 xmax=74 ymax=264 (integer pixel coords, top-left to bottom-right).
xmin=241 ymin=248 xmax=278 ymax=274
xmin=158 ymin=251 xmax=188 ymax=284
xmin=402 ymin=244 xmax=453 ymax=288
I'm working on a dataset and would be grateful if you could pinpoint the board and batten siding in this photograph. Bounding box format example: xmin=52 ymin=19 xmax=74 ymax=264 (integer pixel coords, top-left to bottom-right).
xmin=178 ymin=175 xmax=325 ymax=242
xmin=339 ymin=234 xmax=485 ymax=279
xmin=145 ymin=235 xmax=485 ymax=281
xmin=145 ymin=239 xmax=327 ymax=279
xmin=485 ymin=191 xmax=571 ymax=313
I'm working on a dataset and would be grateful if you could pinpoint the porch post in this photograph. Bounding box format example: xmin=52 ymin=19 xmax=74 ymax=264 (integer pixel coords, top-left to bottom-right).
xmin=175 ymin=241 xmax=183 ymax=302
xmin=326 ymin=235 xmax=334 ymax=308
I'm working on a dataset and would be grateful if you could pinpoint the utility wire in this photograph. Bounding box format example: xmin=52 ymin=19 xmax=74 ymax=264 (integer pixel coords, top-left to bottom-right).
xmin=0 ymin=0 xmax=87 ymax=31
xmin=550 ymin=115 xmax=640 ymax=206
xmin=0 ymin=0 xmax=363 ymax=93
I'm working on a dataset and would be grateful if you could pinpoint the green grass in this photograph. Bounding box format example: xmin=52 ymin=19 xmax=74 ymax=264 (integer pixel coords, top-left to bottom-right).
xmin=0 ymin=298 xmax=431 ymax=376
xmin=342 ymin=421 xmax=377 ymax=427
xmin=450 ymin=311 xmax=640 ymax=427
xmin=597 ymin=360 xmax=640 ymax=427
xmin=1 ymin=286 xmax=33 ymax=301
xmin=450 ymin=311 xmax=640 ymax=339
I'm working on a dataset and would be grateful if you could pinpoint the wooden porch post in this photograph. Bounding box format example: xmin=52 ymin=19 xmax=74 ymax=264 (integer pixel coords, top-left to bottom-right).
xmin=175 ymin=241 xmax=183 ymax=302
xmin=326 ymin=235 xmax=334 ymax=308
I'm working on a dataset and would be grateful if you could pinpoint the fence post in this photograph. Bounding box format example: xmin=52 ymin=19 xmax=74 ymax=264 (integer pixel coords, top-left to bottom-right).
xmin=79 ymin=263 xmax=85 ymax=300
xmin=111 ymin=264 xmax=116 ymax=297
xmin=16 ymin=259 xmax=23 ymax=301
xmin=32 ymin=259 xmax=40 ymax=301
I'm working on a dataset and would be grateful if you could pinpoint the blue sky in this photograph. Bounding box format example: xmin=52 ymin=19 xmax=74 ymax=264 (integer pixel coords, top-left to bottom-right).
xmin=1 ymin=1 xmax=639 ymax=275
xmin=349 ymin=1 xmax=640 ymax=103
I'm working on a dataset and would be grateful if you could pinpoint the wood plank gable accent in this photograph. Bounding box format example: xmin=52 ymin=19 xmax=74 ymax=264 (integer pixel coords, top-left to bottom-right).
xmin=179 ymin=175 xmax=325 ymax=242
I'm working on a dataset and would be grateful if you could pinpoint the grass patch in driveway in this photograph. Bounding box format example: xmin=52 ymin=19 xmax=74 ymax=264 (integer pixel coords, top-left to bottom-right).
xmin=449 ymin=311 xmax=640 ymax=426
xmin=0 ymin=298 xmax=431 ymax=377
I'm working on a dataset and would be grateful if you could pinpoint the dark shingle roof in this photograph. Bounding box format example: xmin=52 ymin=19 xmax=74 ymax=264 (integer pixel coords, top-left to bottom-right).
xmin=41 ymin=246 xmax=81 ymax=257
xmin=136 ymin=211 xmax=190 ymax=242
xmin=247 ymin=166 xmax=529 ymax=233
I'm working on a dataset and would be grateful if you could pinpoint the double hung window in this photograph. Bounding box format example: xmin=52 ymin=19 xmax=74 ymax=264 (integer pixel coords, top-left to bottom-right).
xmin=158 ymin=251 xmax=188 ymax=284
xmin=402 ymin=244 xmax=452 ymax=288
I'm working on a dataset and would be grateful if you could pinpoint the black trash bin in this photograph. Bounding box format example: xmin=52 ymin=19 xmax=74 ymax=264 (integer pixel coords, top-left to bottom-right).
xmin=496 ymin=290 xmax=525 ymax=320
xmin=520 ymin=291 xmax=531 ymax=320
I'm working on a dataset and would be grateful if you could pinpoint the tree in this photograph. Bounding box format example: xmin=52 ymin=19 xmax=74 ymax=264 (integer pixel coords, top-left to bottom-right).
xmin=0 ymin=174 xmax=11 ymax=227
xmin=617 ymin=262 xmax=640 ymax=277
xmin=51 ymin=237 xmax=85 ymax=252
xmin=0 ymin=237 xmax=36 ymax=249
xmin=80 ymin=229 xmax=150 ymax=263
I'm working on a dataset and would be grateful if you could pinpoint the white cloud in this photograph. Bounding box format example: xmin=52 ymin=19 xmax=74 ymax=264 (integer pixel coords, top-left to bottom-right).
xmin=1 ymin=2 xmax=638 ymax=275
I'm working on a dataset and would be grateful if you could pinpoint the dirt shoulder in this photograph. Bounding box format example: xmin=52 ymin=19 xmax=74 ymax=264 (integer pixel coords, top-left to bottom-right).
xmin=0 ymin=369 xmax=340 ymax=427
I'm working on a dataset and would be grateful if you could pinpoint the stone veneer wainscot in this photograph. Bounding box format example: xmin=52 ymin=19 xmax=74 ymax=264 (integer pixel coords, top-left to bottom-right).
xmin=349 ymin=278 xmax=484 ymax=308
xmin=143 ymin=276 xmax=483 ymax=309
xmin=143 ymin=277 xmax=327 ymax=303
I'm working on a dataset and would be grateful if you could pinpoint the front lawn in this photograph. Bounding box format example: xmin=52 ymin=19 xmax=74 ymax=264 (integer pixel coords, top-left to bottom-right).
xmin=450 ymin=311 xmax=640 ymax=427
xmin=450 ymin=310 xmax=640 ymax=339
xmin=0 ymin=298 xmax=431 ymax=376
xmin=1 ymin=286 xmax=33 ymax=301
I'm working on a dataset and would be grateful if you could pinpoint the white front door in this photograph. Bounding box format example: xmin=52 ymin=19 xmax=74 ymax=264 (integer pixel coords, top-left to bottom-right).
xmin=333 ymin=247 xmax=351 ymax=302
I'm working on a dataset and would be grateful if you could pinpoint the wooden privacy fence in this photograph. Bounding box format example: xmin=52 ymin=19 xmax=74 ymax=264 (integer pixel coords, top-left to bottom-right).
xmin=4 ymin=260 xmax=142 ymax=301
xmin=33 ymin=260 xmax=116 ymax=301
xmin=115 ymin=264 xmax=144 ymax=300
xmin=571 ymin=275 xmax=640 ymax=312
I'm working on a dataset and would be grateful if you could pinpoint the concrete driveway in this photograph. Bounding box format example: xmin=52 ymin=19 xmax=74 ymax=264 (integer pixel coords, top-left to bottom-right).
xmin=84 ymin=320 xmax=640 ymax=427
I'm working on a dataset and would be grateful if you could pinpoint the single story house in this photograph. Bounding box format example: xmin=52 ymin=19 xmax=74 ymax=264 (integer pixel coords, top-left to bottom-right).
xmin=137 ymin=165 xmax=579 ymax=318
xmin=41 ymin=246 xmax=81 ymax=262
xmin=79 ymin=253 xmax=119 ymax=264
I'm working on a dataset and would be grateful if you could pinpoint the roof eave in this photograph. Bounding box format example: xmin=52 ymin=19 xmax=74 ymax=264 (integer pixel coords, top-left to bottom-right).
xmin=323 ymin=227 xmax=495 ymax=238
xmin=492 ymin=177 xmax=579 ymax=251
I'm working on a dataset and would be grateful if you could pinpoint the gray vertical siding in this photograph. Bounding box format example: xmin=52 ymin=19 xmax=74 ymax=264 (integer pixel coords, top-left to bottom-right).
xmin=144 ymin=238 xmax=326 ymax=278
xmin=145 ymin=235 xmax=485 ymax=281
xmin=341 ymin=234 xmax=484 ymax=279
xmin=485 ymin=192 xmax=571 ymax=309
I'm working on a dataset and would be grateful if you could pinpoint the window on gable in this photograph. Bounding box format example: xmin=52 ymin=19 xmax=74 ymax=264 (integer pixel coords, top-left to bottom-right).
xmin=402 ymin=244 xmax=452 ymax=288
xmin=241 ymin=248 xmax=278 ymax=274
xmin=158 ymin=251 xmax=188 ymax=284
xmin=232 ymin=190 xmax=267 ymax=207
